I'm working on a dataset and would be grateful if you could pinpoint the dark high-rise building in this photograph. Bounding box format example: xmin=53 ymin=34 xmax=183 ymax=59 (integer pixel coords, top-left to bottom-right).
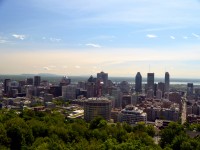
xmin=34 ymin=76 xmax=41 ymax=86
xmin=88 ymin=75 xmax=96 ymax=83
xmin=86 ymin=82 xmax=96 ymax=98
xmin=26 ymin=78 xmax=33 ymax=85
xmin=165 ymin=72 xmax=170 ymax=93
xmin=4 ymin=79 xmax=11 ymax=95
xmin=187 ymin=83 xmax=193 ymax=96
xmin=135 ymin=72 xmax=142 ymax=93
xmin=154 ymin=83 xmax=157 ymax=96
xmin=49 ymin=86 xmax=62 ymax=97
xmin=119 ymin=81 xmax=130 ymax=94
xmin=86 ymin=75 xmax=97 ymax=98
xmin=147 ymin=73 xmax=154 ymax=90
xmin=158 ymin=82 xmax=165 ymax=97
xmin=97 ymin=71 xmax=108 ymax=87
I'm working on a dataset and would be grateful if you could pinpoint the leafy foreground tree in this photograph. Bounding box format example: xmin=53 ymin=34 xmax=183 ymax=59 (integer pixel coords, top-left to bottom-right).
xmin=160 ymin=122 xmax=200 ymax=150
xmin=0 ymin=109 xmax=199 ymax=150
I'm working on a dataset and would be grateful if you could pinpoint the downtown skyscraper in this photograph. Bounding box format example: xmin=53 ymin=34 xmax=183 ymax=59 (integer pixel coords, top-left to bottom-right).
xmin=97 ymin=71 xmax=108 ymax=87
xmin=135 ymin=72 xmax=142 ymax=93
xmin=147 ymin=73 xmax=154 ymax=90
xmin=165 ymin=72 xmax=170 ymax=93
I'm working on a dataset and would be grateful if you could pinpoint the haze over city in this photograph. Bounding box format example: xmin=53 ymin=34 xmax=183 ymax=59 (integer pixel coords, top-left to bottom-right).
xmin=0 ymin=0 xmax=200 ymax=78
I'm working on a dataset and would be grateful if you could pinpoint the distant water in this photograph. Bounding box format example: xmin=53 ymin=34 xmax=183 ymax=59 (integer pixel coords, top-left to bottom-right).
xmin=109 ymin=77 xmax=200 ymax=85
xmin=169 ymin=82 xmax=200 ymax=85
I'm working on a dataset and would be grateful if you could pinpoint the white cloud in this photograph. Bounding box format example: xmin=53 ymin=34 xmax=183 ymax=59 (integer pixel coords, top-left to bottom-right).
xmin=50 ymin=38 xmax=61 ymax=42
xmin=43 ymin=66 xmax=56 ymax=70
xmin=170 ymin=36 xmax=175 ymax=40
xmin=12 ymin=34 xmax=26 ymax=40
xmin=0 ymin=39 xmax=7 ymax=43
xmin=183 ymin=36 xmax=189 ymax=39
xmin=43 ymin=67 xmax=50 ymax=70
xmin=192 ymin=33 xmax=200 ymax=38
xmin=146 ymin=34 xmax=157 ymax=38
xmin=86 ymin=43 xmax=101 ymax=48
xmin=135 ymin=26 xmax=185 ymax=33
xmin=0 ymin=36 xmax=10 ymax=44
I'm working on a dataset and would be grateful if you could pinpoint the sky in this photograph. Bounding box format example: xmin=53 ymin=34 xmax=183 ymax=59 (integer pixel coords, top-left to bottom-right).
xmin=0 ymin=0 xmax=200 ymax=78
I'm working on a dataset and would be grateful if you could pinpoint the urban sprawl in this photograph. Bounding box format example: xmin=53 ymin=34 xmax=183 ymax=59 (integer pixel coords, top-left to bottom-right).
xmin=0 ymin=71 xmax=199 ymax=127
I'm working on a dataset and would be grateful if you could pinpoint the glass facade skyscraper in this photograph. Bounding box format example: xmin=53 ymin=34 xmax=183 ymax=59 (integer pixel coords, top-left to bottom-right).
xmin=135 ymin=72 xmax=142 ymax=93
xmin=165 ymin=72 xmax=170 ymax=93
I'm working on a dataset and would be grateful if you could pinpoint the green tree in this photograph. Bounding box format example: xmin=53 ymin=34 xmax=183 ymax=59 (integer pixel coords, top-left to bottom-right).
xmin=20 ymin=108 xmax=35 ymax=121
xmin=171 ymin=135 xmax=188 ymax=150
xmin=160 ymin=122 xmax=185 ymax=148
xmin=180 ymin=141 xmax=193 ymax=150
xmin=0 ymin=123 xmax=9 ymax=148
xmin=6 ymin=117 xmax=34 ymax=150
xmin=146 ymin=125 xmax=156 ymax=137
xmin=89 ymin=116 xmax=105 ymax=129
xmin=27 ymin=119 xmax=48 ymax=138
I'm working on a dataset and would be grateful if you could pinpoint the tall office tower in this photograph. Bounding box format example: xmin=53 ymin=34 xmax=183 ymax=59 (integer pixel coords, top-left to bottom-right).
xmin=62 ymin=84 xmax=77 ymax=101
xmin=78 ymin=81 xmax=86 ymax=89
xmin=49 ymin=86 xmax=62 ymax=97
xmin=147 ymin=73 xmax=154 ymax=90
xmin=34 ymin=76 xmax=41 ymax=86
xmin=165 ymin=72 xmax=170 ymax=93
xmin=158 ymin=82 xmax=165 ymax=97
xmin=187 ymin=83 xmax=194 ymax=96
xmin=119 ymin=81 xmax=130 ymax=94
xmin=26 ymin=85 xmax=34 ymax=98
xmin=86 ymin=75 xmax=97 ymax=98
xmin=135 ymin=72 xmax=142 ymax=93
xmin=26 ymin=78 xmax=33 ymax=85
xmin=154 ymin=83 xmax=157 ymax=96
xmin=111 ymin=88 xmax=122 ymax=108
xmin=97 ymin=71 xmax=108 ymax=87
xmin=4 ymin=79 xmax=11 ymax=95
xmin=84 ymin=97 xmax=111 ymax=122
xmin=86 ymin=82 xmax=96 ymax=98
xmin=156 ymin=90 xmax=162 ymax=99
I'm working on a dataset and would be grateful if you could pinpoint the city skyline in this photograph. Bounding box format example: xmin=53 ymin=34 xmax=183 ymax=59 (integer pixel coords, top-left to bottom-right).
xmin=0 ymin=0 xmax=200 ymax=78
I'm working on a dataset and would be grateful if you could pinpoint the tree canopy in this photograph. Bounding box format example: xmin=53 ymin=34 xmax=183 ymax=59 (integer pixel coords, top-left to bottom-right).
xmin=0 ymin=109 xmax=199 ymax=150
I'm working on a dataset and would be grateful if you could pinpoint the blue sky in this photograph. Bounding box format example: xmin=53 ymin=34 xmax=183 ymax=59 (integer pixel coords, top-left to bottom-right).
xmin=0 ymin=0 xmax=200 ymax=78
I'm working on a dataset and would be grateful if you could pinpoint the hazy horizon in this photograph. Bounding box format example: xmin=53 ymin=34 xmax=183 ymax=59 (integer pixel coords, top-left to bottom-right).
xmin=1 ymin=73 xmax=200 ymax=81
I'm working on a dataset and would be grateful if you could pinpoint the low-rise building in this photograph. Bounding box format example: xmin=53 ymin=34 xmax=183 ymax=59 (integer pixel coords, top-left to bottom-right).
xmin=118 ymin=105 xmax=147 ymax=125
